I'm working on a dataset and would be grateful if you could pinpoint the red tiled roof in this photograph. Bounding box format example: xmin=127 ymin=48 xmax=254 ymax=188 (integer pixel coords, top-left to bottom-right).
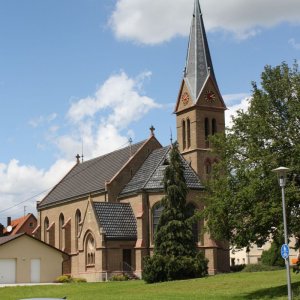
xmin=3 ymin=213 xmax=36 ymax=235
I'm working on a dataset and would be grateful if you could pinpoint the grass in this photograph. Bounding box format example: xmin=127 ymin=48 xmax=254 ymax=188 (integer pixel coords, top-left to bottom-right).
xmin=1 ymin=270 xmax=300 ymax=300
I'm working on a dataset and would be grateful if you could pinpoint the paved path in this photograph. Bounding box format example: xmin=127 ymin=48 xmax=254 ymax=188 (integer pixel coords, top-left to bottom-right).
xmin=0 ymin=283 xmax=62 ymax=288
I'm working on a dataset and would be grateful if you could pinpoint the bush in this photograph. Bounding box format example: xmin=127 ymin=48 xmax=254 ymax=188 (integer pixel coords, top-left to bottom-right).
xmin=55 ymin=275 xmax=72 ymax=283
xmin=261 ymin=242 xmax=285 ymax=267
xmin=241 ymin=264 xmax=283 ymax=273
xmin=142 ymin=252 xmax=208 ymax=284
xmin=54 ymin=275 xmax=86 ymax=283
xmin=110 ymin=274 xmax=129 ymax=281
xmin=230 ymin=264 xmax=245 ymax=272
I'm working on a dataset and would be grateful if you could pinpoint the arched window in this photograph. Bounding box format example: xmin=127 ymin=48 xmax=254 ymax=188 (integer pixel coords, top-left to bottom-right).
xmin=59 ymin=213 xmax=64 ymax=250
xmin=75 ymin=210 xmax=81 ymax=251
xmin=205 ymin=158 xmax=212 ymax=175
xmin=212 ymin=119 xmax=217 ymax=135
xmin=182 ymin=120 xmax=186 ymax=149
xmin=186 ymin=203 xmax=198 ymax=243
xmin=187 ymin=119 xmax=191 ymax=148
xmin=152 ymin=203 xmax=164 ymax=237
xmin=205 ymin=118 xmax=210 ymax=148
xmin=44 ymin=217 xmax=49 ymax=243
xmin=85 ymin=233 xmax=95 ymax=267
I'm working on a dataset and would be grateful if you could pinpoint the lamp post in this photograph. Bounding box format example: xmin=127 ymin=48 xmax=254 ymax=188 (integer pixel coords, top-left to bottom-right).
xmin=272 ymin=166 xmax=292 ymax=300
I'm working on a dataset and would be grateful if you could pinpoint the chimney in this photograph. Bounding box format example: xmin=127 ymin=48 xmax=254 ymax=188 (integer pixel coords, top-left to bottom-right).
xmin=7 ymin=217 xmax=11 ymax=227
xmin=0 ymin=223 xmax=3 ymax=237
xmin=76 ymin=154 xmax=81 ymax=164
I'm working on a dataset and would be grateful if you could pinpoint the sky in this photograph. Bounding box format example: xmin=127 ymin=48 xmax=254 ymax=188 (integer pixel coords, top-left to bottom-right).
xmin=0 ymin=0 xmax=300 ymax=223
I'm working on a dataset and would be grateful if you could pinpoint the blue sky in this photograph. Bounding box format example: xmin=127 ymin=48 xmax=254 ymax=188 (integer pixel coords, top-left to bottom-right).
xmin=0 ymin=0 xmax=300 ymax=221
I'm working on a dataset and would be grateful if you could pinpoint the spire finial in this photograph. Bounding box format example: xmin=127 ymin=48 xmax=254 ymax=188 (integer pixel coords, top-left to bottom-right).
xmin=170 ymin=127 xmax=173 ymax=145
xmin=150 ymin=125 xmax=155 ymax=137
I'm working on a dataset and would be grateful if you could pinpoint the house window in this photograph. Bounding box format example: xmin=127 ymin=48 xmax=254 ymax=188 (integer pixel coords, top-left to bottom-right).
xmin=59 ymin=213 xmax=65 ymax=250
xmin=44 ymin=217 xmax=49 ymax=244
xmin=29 ymin=222 xmax=34 ymax=228
xmin=212 ymin=118 xmax=217 ymax=135
xmin=85 ymin=233 xmax=95 ymax=267
xmin=182 ymin=120 xmax=186 ymax=150
xmin=187 ymin=119 xmax=191 ymax=148
xmin=152 ymin=203 xmax=164 ymax=238
xmin=75 ymin=210 xmax=81 ymax=251
xmin=205 ymin=118 xmax=210 ymax=148
xmin=186 ymin=203 xmax=198 ymax=243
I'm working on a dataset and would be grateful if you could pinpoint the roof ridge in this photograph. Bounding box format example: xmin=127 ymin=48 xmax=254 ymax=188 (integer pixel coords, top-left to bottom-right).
xmin=80 ymin=139 xmax=147 ymax=165
xmin=141 ymin=146 xmax=171 ymax=190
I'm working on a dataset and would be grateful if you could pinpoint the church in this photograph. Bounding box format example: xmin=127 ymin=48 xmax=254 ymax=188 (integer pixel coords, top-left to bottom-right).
xmin=33 ymin=0 xmax=230 ymax=281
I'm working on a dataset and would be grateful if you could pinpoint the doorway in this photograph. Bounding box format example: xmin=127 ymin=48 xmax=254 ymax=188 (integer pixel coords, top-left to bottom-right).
xmin=122 ymin=249 xmax=132 ymax=271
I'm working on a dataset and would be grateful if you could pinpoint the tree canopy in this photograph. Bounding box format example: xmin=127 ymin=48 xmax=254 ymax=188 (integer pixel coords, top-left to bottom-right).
xmin=204 ymin=62 xmax=300 ymax=249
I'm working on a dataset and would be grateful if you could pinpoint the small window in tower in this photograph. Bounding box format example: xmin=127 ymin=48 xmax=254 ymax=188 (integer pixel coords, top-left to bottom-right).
xmin=212 ymin=119 xmax=217 ymax=135
xmin=182 ymin=120 xmax=186 ymax=149
xmin=187 ymin=119 xmax=191 ymax=148
xmin=205 ymin=118 xmax=210 ymax=148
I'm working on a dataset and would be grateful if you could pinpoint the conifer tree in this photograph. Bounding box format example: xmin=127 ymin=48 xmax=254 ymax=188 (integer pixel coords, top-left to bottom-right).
xmin=143 ymin=143 xmax=208 ymax=283
xmin=154 ymin=143 xmax=196 ymax=257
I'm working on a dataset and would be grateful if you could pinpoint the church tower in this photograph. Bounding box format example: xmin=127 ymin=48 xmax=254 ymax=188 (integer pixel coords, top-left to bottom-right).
xmin=175 ymin=0 xmax=226 ymax=182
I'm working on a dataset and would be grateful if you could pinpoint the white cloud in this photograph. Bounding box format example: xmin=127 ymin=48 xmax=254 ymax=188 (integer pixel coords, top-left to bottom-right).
xmin=0 ymin=159 xmax=74 ymax=220
xmin=61 ymin=71 xmax=160 ymax=159
xmin=289 ymin=38 xmax=300 ymax=50
xmin=225 ymin=96 xmax=251 ymax=128
xmin=109 ymin=0 xmax=300 ymax=44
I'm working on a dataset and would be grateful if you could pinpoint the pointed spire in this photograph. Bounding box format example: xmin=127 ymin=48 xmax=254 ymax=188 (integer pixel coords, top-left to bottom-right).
xmin=184 ymin=0 xmax=218 ymax=101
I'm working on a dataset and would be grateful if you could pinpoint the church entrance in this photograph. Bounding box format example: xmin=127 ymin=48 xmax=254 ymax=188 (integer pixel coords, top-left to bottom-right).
xmin=122 ymin=249 xmax=132 ymax=271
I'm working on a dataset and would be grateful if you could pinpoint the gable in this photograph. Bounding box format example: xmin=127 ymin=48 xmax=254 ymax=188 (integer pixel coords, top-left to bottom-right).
xmin=120 ymin=146 xmax=203 ymax=197
xmin=197 ymin=76 xmax=227 ymax=110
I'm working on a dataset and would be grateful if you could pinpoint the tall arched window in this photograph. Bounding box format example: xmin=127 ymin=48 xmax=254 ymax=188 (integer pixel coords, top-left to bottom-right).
xmin=182 ymin=120 xmax=186 ymax=149
xmin=205 ymin=118 xmax=210 ymax=148
xmin=212 ymin=119 xmax=217 ymax=135
xmin=186 ymin=203 xmax=198 ymax=243
xmin=75 ymin=210 xmax=81 ymax=251
xmin=187 ymin=119 xmax=191 ymax=148
xmin=205 ymin=158 xmax=212 ymax=175
xmin=85 ymin=233 xmax=95 ymax=267
xmin=59 ymin=213 xmax=65 ymax=250
xmin=44 ymin=217 xmax=49 ymax=244
xmin=152 ymin=203 xmax=164 ymax=238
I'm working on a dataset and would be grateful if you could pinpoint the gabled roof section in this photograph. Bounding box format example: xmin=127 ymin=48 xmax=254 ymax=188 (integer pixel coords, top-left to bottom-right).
xmin=4 ymin=213 xmax=36 ymax=235
xmin=120 ymin=146 xmax=203 ymax=196
xmin=0 ymin=233 xmax=23 ymax=245
xmin=0 ymin=233 xmax=69 ymax=255
xmin=184 ymin=0 xmax=219 ymax=102
xmin=93 ymin=202 xmax=137 ymax=241
xmin=38 ymin=140 xmax=146 ymax=209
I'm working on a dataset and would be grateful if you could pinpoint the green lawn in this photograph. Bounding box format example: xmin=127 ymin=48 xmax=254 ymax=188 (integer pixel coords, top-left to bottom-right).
xmin=1 ymin=270 xmax=300 ymax=300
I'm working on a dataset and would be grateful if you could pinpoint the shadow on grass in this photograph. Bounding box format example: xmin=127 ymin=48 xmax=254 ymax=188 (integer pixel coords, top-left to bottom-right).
xmin=242 ymin=282 xmax=300 ymax=299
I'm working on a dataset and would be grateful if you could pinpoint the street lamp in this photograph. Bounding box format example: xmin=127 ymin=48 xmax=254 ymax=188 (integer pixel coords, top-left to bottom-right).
xmin=272 ymin=166 xmax=292 ymax=300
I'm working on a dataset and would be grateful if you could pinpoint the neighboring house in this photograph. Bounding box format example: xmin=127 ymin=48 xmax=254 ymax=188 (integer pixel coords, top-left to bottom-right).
xmin=0 ymin=233 xmax=69 ymax=284
xmin=3 ymin=213 xmax=37 ymax=236
xmin=230 ymin=238 xmax=298 ymax=266
xmin=33 ymin=0 xmax=230 ymax=282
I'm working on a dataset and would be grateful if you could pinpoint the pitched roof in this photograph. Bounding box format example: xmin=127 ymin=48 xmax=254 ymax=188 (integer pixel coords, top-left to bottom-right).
xmin=93 ymin=202 xmax=137 ymax=241
xmin=184 ymin=0 xmax=219 ymax=101
xmin=120 ymin=146 xmax=203 ymax=196
xmin=0 ymin=233 xmax=23 ymax=245
xmin=4 ymin=213 xmax=36 ymax=235
xmin=38 ymin=140 xmax=146 ymax=209
xmin=0 ymin=233 xmax=69 ymax=255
